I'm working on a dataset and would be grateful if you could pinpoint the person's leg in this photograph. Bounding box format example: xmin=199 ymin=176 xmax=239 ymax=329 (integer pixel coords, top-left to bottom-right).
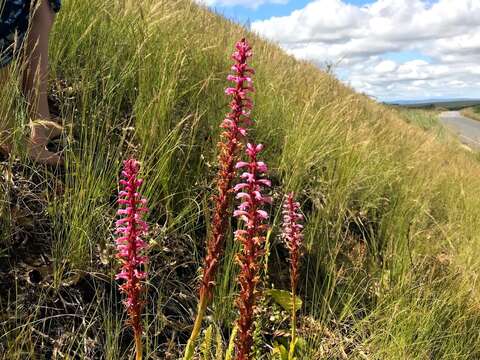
xmin=23 ymin=0 xmax=63 ymax=165
xmin=23 ymin=0 xmax=54 ymax=120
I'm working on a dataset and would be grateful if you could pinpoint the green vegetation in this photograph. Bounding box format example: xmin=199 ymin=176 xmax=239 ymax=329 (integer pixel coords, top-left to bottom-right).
xmin=2 ymin=0 xmax=480 ymax=358
xmin=399 ymin=109 xmax=446 ymax=134
xmin=393 ymin=100 xmax=480 ymax=110
xmin=462 ymin=106 xmax=480 ymax=122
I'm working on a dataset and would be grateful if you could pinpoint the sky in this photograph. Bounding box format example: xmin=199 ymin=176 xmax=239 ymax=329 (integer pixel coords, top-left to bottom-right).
xmin=197 ymin=0 xmax=480 ymax=102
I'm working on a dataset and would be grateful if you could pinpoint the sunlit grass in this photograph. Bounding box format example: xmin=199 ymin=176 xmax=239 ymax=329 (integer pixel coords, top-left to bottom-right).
xmin=462 ymin=106 xmax=480 ymax=122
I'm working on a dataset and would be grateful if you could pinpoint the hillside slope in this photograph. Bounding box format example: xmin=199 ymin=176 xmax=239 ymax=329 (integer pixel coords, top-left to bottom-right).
xmin=1 ymin=0 xmax=480 ymax=358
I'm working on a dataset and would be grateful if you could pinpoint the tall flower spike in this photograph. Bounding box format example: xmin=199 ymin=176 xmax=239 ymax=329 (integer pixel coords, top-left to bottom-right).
xmin=281 ymin=192 xmax=304 ymax=359
xmin=234 ymin=143 xmax=271 ymax=360
xmin=116 ymin=159 xmax=149 ymax=360
xmin=184 ymin=39 xmax=255 ymax=360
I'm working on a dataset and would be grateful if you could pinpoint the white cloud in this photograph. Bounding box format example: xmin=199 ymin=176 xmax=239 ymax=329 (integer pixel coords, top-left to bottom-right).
xmin=375 ymin=60 xmax=397 ymax=73
xmin=251 ymin=0 xmax=480 ymax=100
xmin=197 ymin=0 xmax=287 ymax=9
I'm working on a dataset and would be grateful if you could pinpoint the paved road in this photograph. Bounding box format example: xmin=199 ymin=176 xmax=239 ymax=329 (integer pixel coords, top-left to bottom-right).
xmin=439 ymin=111 xmax=480 ymax=149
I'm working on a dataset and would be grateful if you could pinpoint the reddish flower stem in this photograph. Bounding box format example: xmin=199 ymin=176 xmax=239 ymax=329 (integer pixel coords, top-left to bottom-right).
xmin=201 ymin=37 xmax=254 ymax=303
xmin=184 ymin=39 xmax=255 ymax=360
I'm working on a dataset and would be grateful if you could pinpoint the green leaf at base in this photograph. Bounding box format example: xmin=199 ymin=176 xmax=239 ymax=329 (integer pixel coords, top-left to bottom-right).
xmin=266 ymin=289 xmax=302 ymax=312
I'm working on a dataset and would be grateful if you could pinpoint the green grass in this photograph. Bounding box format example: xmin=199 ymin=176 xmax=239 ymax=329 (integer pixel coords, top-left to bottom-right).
xmin=2 ymin=0 xmax=480 ymax=358
xmin=399 ymin=109 xmax=450 ymax=142
xmin=462 ymin=106 xmax=480 ymax=122
xmin=400 ymin=109 xmax=440 ymax=130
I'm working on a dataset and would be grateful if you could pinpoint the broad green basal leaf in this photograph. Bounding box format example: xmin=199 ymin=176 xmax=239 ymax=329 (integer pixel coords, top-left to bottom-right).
xmin=266 ymin=289 xmax=302 ymax=312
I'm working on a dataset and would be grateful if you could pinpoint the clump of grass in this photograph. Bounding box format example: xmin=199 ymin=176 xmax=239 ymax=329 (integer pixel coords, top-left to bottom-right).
xmin=400 ymin=109 xmax=445 ymax=135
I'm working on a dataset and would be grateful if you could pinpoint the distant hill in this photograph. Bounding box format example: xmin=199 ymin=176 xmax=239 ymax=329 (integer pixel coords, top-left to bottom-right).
xmin=387 ymin=98 xmax=480 ymax=110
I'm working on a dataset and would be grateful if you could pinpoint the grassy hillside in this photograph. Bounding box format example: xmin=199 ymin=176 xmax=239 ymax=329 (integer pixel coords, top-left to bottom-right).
xmin=462 ymin=106 xmax=480 ymax=122
xmin=2 ymin=0 xmax=480 ymax=358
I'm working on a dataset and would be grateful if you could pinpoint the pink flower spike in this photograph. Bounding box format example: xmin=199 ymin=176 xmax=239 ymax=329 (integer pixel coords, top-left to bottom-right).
xmin=238 ymin=202 xmax=250 ymax=211
xmin=233 ymin=210 xmax=249 ymax=218
xmin=256 ymin=209 xmax=268 ymax=219
xmin=115 ymin=159 xmax=149 ymax=359
xmin=252 ymin=191 xmax=264 ymax=201
xmin=281 ymin=192 xmax=305 ymax=354
xmin=234 ymin=183 xmax=249 ymax=191
xmin=241 ymin=172 xmax=255 ymax=182
xmin=115 ymin=218 xmax=129 ymax=226
xmin=235 ymin=229 xmax=248 ymax=237
xmin=236 ymin=161 xmax=249 ymax=169
xmin=236 ymin=192 xmax=251 ymax=200
xmin=233 ymin=143 xmax=271 ymax=360
xmin=263 ymin=196 xmax=273 ymax=204
xmin=116 ymin=271 xmax=129 ymax=280
xmin=257 ymin=179 xmax=272 ymax=187
xmin=256 ymin=161 xmax=268 ymax=173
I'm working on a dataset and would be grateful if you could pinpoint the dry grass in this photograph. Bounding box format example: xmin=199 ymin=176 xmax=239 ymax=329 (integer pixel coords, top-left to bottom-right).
xmin=462 ymin=107 xmax=480 ymax=122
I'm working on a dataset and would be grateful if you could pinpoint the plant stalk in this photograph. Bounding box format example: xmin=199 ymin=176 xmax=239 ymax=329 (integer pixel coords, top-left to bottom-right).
xmin=183 ymin=295 xmax=208 ymax=360
xmin=289 ymin=289 xmax=297 ymax=360
xmin=135 ymin=331 xmax=143 ymax=360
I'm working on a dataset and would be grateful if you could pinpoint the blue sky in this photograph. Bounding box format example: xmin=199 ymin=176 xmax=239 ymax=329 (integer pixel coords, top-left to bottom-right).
xmin=213 ymin=0 xmax=373 ymax=23
xmin=201 ymin=0 xmax=480 ymax=101
xmin=213 ymin=0 xmax=426 ymax=71
xmin=211 ymin=0 xmax=421 ymax=68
